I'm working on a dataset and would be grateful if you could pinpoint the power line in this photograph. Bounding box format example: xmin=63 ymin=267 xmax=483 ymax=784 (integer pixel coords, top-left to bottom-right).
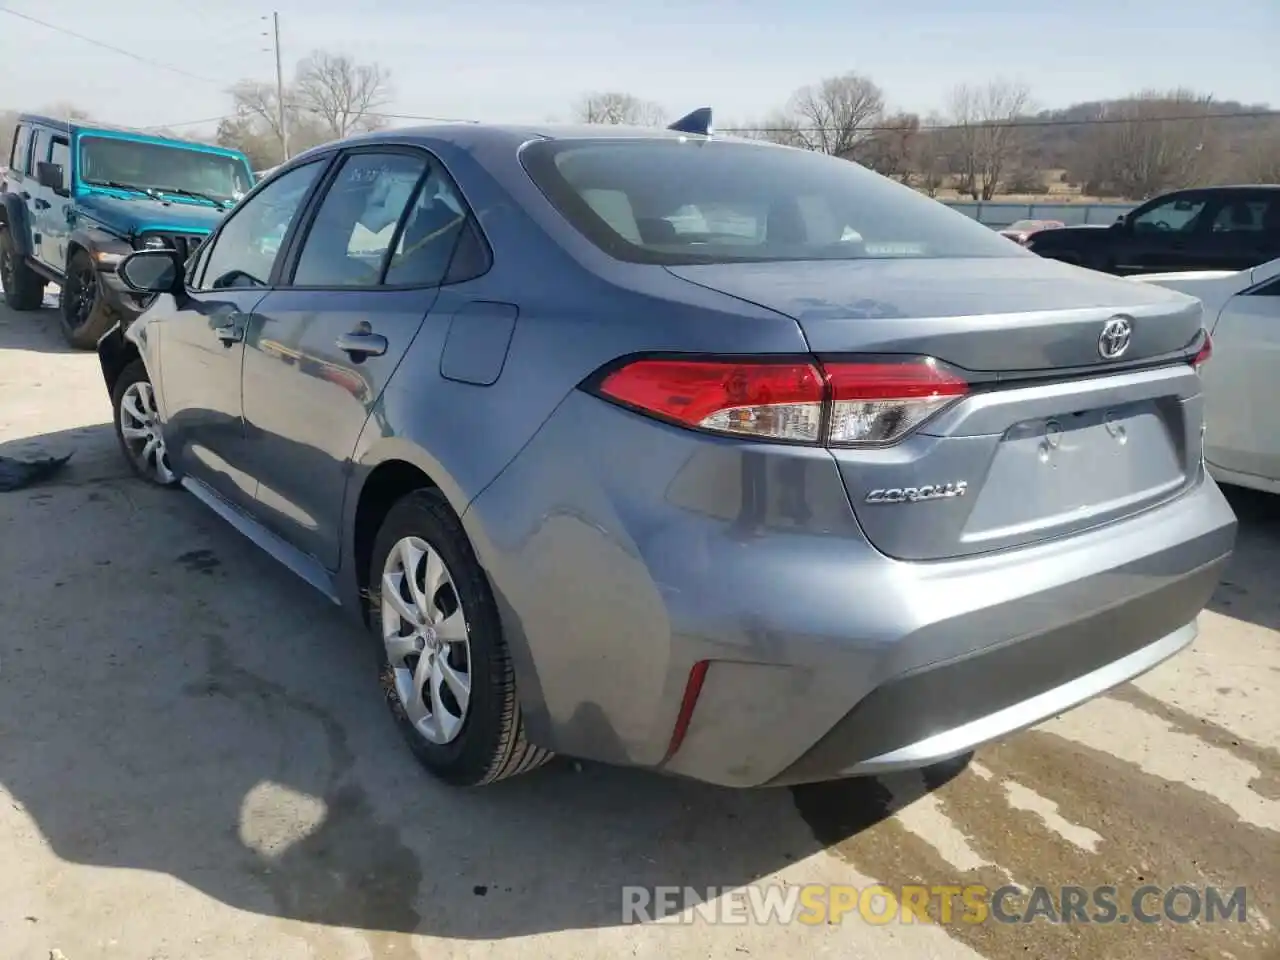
xmin=0 ymin=5 xmax=225 ymax=85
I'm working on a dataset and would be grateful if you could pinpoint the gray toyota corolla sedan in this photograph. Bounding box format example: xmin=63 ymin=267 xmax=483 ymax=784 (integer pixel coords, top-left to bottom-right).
xmin=97 ymin=115 xmax=1237 ymax=788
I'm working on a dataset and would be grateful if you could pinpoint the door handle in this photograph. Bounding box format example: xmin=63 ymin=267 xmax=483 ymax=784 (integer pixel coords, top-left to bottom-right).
xmin=336 ymin=330 xmax=388 ymax=359
xmin=32 ymin=198 xmax=50 ymax=210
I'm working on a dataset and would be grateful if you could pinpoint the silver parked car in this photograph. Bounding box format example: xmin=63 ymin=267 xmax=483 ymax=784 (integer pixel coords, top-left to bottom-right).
xmin=1133 ymin=257 xmax=1280 ymax=495
xmin=98 ymin=120 xmax=1237 ymax=788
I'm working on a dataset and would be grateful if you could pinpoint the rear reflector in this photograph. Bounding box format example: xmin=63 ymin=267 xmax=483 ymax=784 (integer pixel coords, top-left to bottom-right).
xmin=595 ymin=356 xmax=968 ymax=446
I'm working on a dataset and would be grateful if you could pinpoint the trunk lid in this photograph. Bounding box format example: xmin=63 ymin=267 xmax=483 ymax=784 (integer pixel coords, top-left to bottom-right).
xmin=667 ymin=256 xmax=1208 ymax=561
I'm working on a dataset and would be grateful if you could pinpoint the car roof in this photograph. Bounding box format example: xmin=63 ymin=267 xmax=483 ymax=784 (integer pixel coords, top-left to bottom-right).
xmin=285 ymin=122 xmax=727 ymax=159
xmin=16 ymin=113 xmax=248 ymax=158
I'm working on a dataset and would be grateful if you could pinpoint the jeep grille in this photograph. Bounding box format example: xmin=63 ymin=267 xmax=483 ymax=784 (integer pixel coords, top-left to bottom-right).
xmin=134 ymin=232 xmax=206 ymax=263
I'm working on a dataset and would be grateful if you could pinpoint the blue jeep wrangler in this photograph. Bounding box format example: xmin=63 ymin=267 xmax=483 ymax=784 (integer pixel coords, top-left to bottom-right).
xmin=0 ymin=114 xmax=254 ymax=348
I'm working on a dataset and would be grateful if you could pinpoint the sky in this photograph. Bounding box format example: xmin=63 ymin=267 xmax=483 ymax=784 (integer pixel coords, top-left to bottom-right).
xmin=0 ymin=0 xmax=1275 ymax=136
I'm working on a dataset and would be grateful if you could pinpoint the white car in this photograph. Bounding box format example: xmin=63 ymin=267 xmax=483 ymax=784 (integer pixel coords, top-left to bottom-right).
xmin=1133 ymin=258 xmax=1280 ymax=494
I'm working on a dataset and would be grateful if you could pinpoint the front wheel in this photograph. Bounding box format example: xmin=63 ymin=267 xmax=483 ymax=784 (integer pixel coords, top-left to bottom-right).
xmin=369 ymin=488 xmax=552 ymax=786
xmin=60 ymin=249 xmax=116 ymax=349
xmin=111 ymin=359 xmax=179 ymax=488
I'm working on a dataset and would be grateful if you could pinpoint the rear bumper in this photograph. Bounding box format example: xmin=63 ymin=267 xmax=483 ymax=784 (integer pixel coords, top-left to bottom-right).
xmin=465 ymin=391 xmax=1237 ymax=788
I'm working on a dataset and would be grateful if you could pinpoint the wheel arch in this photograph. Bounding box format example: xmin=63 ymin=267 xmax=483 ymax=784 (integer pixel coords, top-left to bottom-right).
xmin=96 ymin=322 xmax=140 ymax=398
xmin=0 ymin=193 xmax=33 ymax=256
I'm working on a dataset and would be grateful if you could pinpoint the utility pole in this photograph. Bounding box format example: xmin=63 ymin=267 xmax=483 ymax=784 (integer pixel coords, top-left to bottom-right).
xmin=272 ymin=11 xmax=289 ymax=160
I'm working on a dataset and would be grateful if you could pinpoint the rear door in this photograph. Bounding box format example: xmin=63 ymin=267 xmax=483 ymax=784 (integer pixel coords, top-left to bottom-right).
xmin=1202 ymin=260 xmax=1280 ymax=481
xmin=670 ymin=255 xmax=1208 ymax=561
xmin=239 ymin=146 xmax=469 ymax=568
xmin=1202 ymin=192 xmax=1280 ymax=271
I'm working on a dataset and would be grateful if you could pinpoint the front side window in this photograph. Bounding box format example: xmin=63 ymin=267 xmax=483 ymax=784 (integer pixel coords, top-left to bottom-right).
xmin=50 ymin=139 xmax=70 ymax=178
xmin=1131 ymin=196 xmax=1207 ymax=235
xmin=199 ymin=160 xmax=325 ymax=290
xmin=292 ymin=152 xmax=428 ymax=287
xmin=521 ymin=138 xmax=1023 ymax=265
xmin=79 ymin=136 xmax=253 ymax=204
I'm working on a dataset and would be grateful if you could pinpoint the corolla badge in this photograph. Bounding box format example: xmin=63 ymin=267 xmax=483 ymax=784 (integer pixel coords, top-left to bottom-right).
xmin=1098 ymin=316 xmax=1133 ymax=360
xmin=865 ymin=482 xmax=968 ymax=504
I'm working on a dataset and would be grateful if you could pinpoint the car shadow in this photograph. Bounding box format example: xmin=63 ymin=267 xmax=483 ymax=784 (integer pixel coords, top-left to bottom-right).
xmin=0 ymin=421 xmax=967 ymax=942
xmin=1208 ymin=483 xmax=1280 ymax=631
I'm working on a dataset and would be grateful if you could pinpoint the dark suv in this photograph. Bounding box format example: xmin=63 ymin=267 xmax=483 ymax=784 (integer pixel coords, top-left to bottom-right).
xmin=0 ymin=113 xmax=253 ymax=347
xmin=1025 ymin=185 xmax=1280 ymax=276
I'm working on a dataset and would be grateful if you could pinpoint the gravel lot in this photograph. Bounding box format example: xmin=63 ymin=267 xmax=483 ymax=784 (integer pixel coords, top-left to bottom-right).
xmin=1 ymin=296 xmax=1276 ymax=959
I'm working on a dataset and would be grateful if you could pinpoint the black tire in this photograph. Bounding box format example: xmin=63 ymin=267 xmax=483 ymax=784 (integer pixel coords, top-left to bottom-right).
xmin=0 ymin=226 xmax=46 ymax=310
xmin=60 ymin=248 xmax=116 ymax=350
xmin=111 ymin=359 xmax=180 ymax=488
xmin=369 ymin=488 xmax=552 ymax=786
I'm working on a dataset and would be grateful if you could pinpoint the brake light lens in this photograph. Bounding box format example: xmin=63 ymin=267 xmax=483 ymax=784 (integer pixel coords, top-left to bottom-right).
xmin=595 ymin=356 xmax=968 ymax=446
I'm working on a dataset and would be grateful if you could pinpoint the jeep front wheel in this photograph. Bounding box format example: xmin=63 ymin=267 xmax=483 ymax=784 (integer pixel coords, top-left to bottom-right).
xmin=60 ymin=248 xmax=115 ymax=349
xmin=0 ymin=227 xmax=47 ymax=311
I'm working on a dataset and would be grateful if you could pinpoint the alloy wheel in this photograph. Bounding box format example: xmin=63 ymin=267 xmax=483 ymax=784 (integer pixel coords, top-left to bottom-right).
xmin=67 ymin=263 xmax=97 ymax=329
xmin=381 ymin=536 xmax=473 ymax=744
xmin=118 ymin=380 xmax=175 ymax=484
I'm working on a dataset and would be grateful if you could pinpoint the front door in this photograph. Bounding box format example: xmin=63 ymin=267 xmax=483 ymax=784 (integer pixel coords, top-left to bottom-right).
xmin=155 ymin=158 xmax=329 ymax=510
xmin=36 ymin=135 xmax=74 ymax=269
xmin=241 ymin=147 xmax=472 ymax=568
xmin=1117 ymin=192 xmax=1213 ymax=274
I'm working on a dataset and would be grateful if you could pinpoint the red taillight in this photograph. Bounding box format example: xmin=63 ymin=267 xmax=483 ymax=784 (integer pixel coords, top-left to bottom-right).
xmin=597 ymin=359 xmax=826 ymax=442
xmin=1192 ymin=331 xmax=1212 ymax=368
xmin=595 ymin=356 xmax=968 ymax=446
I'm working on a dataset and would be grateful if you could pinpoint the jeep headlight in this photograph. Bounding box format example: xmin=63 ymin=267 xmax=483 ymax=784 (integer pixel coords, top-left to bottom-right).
xmin=135 ymin=234 xmax=169 ymax=251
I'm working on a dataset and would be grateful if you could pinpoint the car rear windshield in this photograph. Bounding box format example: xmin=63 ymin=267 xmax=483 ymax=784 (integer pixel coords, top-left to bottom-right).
xmin=520 ymin=137 xmax=1023 ymax=265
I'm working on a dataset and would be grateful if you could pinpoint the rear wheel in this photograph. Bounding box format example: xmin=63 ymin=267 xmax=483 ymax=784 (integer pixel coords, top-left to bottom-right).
xmin=369 ymin=488 xmax=552 ymax=786
xmin=112 ymin=359 xmax=179 ymax=487
xmin=60 ymin=249 xmax=115 ymax=350
xmin=0 ymin=227 xmax=46 ymax=310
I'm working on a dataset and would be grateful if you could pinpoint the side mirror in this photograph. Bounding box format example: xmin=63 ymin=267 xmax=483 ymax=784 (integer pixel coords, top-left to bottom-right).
xmin=36 ymin=161 xmax=65 ymax=193
xmin=119 ymin=249 xmax=183 ymax=294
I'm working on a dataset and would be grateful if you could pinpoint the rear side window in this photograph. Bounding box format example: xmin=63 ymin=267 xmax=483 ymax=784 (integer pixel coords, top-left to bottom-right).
xmin=521 ymin=138 xmax=1022 ymax=265
xmin=9 ymin=125 xmax=31 ymax=175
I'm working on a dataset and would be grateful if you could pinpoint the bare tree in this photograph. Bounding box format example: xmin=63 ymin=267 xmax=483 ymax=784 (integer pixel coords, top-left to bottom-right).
xmin=573 ymin=92 xmax=666 ymax=126
xmin=947 ymin=79 xmax=1033 ymax=200
xmin=860 ymin=112 xmax=920 ymax=183
xmin=1235 ymin=129 xmax=1280 ymax=184
xmin=222 ymin=80 xmax=329 ymax=167
xmin=784 ymin=72 xmax=885 ymax=159
xmin=1079 ymin=90 xmax=1218 ymax=199
xmin=294 ymin=51 xmax=392 ymax=139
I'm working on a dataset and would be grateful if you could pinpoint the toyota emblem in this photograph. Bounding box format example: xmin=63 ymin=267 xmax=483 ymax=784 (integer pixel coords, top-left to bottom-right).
xmin=1098 ymin=316 xmax=1133 ymax=360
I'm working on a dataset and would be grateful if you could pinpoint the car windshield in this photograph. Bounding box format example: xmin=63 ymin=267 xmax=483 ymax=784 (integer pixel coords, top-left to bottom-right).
xmin=79 ymin=136 xmax=252 ymax=204
xmin=521 ymin=137 xmax=1022 ymax=265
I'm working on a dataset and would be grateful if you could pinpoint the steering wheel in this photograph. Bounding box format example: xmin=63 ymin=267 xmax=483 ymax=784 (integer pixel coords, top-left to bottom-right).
xmin=1154 ymin=220 xmax=1172 ymax=231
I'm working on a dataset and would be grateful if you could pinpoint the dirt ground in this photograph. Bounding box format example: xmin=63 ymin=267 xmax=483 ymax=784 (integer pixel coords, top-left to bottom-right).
xmin=1 ymin=296 xmax=1276 ymax=959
